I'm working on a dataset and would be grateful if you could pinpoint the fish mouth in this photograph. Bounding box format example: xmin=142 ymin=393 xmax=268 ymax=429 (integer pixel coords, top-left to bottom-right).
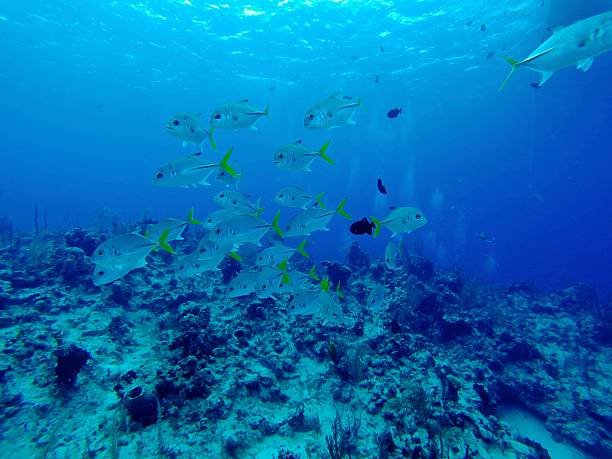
xmin=165 ymin=126 xmax=174 ymax=131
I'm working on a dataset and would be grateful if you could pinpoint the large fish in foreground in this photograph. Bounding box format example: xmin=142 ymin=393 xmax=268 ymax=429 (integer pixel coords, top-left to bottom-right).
xmin=499 ymin=10 xmax=612 ymax=90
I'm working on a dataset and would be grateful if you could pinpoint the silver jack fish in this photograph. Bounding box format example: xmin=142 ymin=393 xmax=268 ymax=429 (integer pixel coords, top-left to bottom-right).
xmin=499 ymin=10 xmax=612 ymax=90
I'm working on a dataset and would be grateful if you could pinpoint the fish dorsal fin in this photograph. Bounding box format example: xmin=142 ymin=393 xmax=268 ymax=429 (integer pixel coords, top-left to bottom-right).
xmin=547 ymin=25 xmax=563 ymax=34
xmin=237 ymin=99 xmax=249 ymax=104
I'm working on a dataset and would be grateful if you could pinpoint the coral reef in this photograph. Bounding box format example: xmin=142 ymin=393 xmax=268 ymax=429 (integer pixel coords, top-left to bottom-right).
xmin=0 ymin=230 xmax=609 ymax=458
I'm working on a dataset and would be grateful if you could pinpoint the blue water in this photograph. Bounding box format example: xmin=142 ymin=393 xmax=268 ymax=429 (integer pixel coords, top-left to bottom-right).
xmin=1 ymin=0 xmax=611 ymax=293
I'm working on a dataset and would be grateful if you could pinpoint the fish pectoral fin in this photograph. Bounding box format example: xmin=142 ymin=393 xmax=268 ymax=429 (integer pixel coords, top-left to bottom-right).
xmin=577 ymin=57 xmax=594 ymax=72
xmin=537 ymin=71 xmax=554 ymax=86
xmin=249 ymin=125 xmax=259 ymax=130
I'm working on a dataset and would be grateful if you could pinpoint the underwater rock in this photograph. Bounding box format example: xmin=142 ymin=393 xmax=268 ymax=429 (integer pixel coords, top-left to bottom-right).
xmin=505 ymin=282 xmax=536 ymax=295
xmin=371 ymin=262 xmax=385 ymax=281
xmin=408 ymin=256 xmax=434 ymax=281
xmin=55 ymin=246 xmax=91 ymax=286
xmin=10 ymin=271 xmax=44 ymax=289
xmin=322 ymin=261 xmax=351 ymax=287
xmin=107 ymin=315 xmax=134 ymax=346
xmin=123 ymin=386 xmax=159 ymax=427
xmin=286 ymin=405 xmax=320 ymax=433
xmin=504 ymin=339 xmax=542 ymax=363
xmin=224 ymin=432 xmax=246 ymax=458
xmin=220 ymin=258 xmax=241 ymax=284
xmin=554 ymin=284 xmax=597 ymax=313
xmin=439 ymin=314 xmax=473 ymax=341
xmin=347 ymin=241 xmax=369 ymax=271
xmin=1 ymin=392 xmax=23 ymax=419
xmin=169 ymin=302 xmax=212 ymax=358
xmin=63 ymin=227 xmax=102 ymax=257
xmin=275 ymin=449 xmax=301 ymax=459
xmin=108 ymin=282 xmax=133 ymax=306
xmin=54 ymin=344 xmax=91 ymax=386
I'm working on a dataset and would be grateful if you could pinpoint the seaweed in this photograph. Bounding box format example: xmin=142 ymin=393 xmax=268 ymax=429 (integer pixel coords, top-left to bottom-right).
xmin=325 ymin=408 xmax=361 ymax=459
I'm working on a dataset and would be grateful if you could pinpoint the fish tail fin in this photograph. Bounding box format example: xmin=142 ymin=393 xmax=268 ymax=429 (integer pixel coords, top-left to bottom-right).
xmin=319 ymin=139 xmax=334 ymax=165
xmin=272 ymin=210 xmax=283 ymax=238
xmin=208 ymin=127 xmax=217 ymax=151
xmin=498 ymin=57 xmax=519 ymax=92
xmin=357 ymin=94 xmax=367 ymax=111
xmin=263 ymin=105 xmax=269 ymax=117
xmin=335 ymin=198 xmax=352 ymax=220
xmin=188 ymin=207 xmax=202 ymax=225
xmin=315 ymin=192 xmax=326 ymax=209
xmin=320 ymin=275 xmax=330 ymax=293
xmin=308 ymin=265 xmax=320 ymax=281
xmin=278 ymin=258 xmax=290 ymax=285
xmin=219 ymin=147 xmax=238 ymax=178
xmin=371 ymin=216 xmax=382 ymax=238
xmin=228 ymin=251 xmax=242 ymax=262
xmin=335 ymin=282 xmax=344 ymax=300
xmin=158 ymin=228 xmax=175 ymax=254
xmin=234 ymin=169 xmax=245 ymax=188
xmin=255 ymin=197 xmax=265 ymax=218
xmin=296 ymin=239 xmax=309 ymax=259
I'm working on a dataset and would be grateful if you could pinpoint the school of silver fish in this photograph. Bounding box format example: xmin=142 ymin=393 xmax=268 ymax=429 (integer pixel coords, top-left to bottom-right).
xmin=92 ymin=93 xmax=429 ymax=324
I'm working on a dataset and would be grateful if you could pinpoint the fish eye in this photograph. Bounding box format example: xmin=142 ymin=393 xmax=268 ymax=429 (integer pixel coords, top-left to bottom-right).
xmin=279 ymin=154 xmax=284 ymax=159
xmin=232 ymin=200 xmax=237 ymax=205
xmin=416 ymin=214 xmax=421 ymax=219
xmin=173 ymin=120 xmax=180 ymax=126
xmin=219 ymin=193 xmax=224 ymax=198
xmin=156 ymin=172 xmax=163 ymax=179
xmin=214 ymin=113 xmax=221 ymax=119
xmin=97 ymin=250 xmax=103 ymax=256
xmin=97 ymin=270 xmax=105 ymax=277
xmin=278 ymin=193 xmax=284 ymax=198
xmin=307 ymin=114 xmax=314 ymax=120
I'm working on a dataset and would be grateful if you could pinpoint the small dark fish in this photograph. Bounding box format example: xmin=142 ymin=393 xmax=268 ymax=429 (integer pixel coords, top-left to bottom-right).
xmin=268 ymin=86 xmax=276 ymax=92
xmin=95 ymin=104 xmax=103 ymax=109
xmin=486 ymin=51 xmax=495 ymax=59
xmin=480 ymin=24 xmax=487 ymax=32
xmin=379 ymin=46 xmax=385 ymax=53
xmin=466 ymin=20 xmax=474 ymax=27
xmin=350 ymin=55 xmax=358 ymax=61
xmin=350 ymin=218 xmax=376 ymax=236
xmin=387 ymin=107 xmax=402 ymax=118
xmin=377 ymin=178 xmax=387 ymax=195
xmin=375 ymin=75 xmax=380 ymax=84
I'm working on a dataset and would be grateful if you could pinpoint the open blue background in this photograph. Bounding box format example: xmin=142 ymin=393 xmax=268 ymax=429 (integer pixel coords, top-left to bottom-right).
xmin=1 ymin=0 xmax=611 ymax=294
